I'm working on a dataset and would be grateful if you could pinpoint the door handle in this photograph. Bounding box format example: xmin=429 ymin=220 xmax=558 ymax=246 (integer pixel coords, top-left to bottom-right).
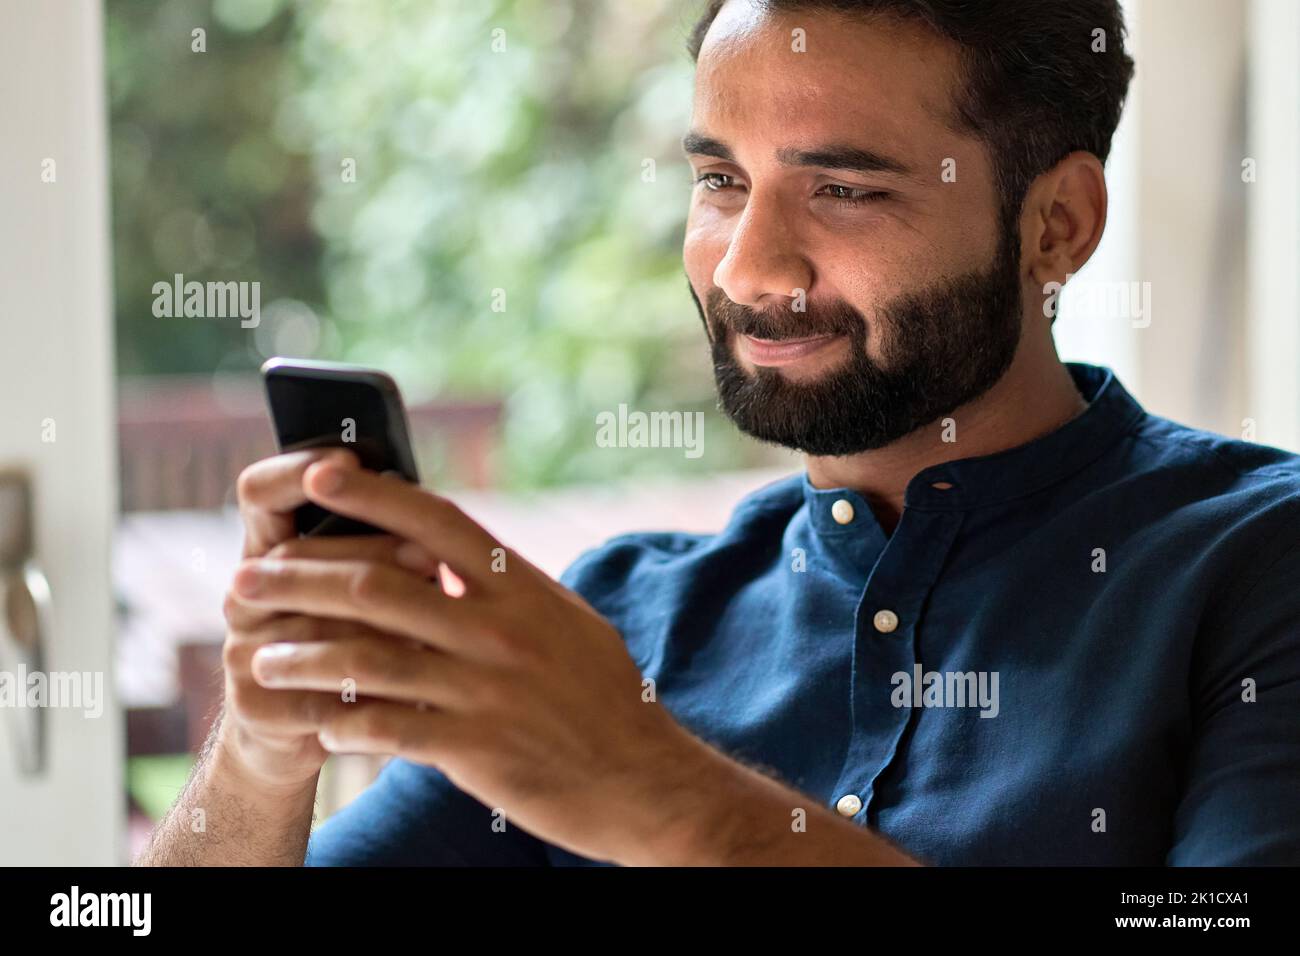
xmin=0 ymin=470 xmax=49 ymax=776
xmin=1 ymin=561 xmax=50 ymax=775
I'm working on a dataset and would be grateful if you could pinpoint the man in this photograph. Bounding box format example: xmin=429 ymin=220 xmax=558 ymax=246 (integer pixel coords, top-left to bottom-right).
xmin=139 ymin=0 xmax=1300 ymax=866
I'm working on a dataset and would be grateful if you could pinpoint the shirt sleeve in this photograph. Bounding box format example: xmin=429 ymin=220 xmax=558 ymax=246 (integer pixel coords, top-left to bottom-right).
xmin=1166 ymin=532 xmax=1300 ymax=865
xmin=304 ymin=757 xmax=552 ymax=866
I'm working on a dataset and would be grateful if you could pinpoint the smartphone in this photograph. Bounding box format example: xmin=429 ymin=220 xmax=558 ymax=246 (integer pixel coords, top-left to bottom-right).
xmin=261 ymin=357 xmax=420 ymax=536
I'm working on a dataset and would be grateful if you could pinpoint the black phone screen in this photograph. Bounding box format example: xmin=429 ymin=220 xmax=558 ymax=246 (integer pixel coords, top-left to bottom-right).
xmin=262 ymin=362 xmax=419 ymax=536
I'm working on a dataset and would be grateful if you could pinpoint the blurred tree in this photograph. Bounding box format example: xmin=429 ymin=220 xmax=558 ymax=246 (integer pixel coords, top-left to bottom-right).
xmin=108 ymin=0 xmax=322 ymax=376
xmin=108 ymin=0 xmax=764 ymax=488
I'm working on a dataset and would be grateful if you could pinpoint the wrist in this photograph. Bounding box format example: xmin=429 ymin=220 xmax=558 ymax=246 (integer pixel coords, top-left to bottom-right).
xmin=211 ymin=726 xmax=321 ymax=802
xmin=610 ymin=726 xmax=750 ymax=867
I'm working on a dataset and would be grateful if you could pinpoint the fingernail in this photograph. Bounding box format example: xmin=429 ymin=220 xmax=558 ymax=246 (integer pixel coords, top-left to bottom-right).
xmin=257 ymin=643 xmax=297 ymax=660
xmin=313 ymin=465 xmax=346 ymax=495
xmin=325 ymin=448 xmax=356 ymax=467
xmin=395 ymin=541 xmax=437 ymax=574
xmin=253 ymin=643 xmax=295 ymax=684
xmin=254 ymin=643 xmax=296 ymax=669
xmin=234 ymin=564 xmax=265 ymax=596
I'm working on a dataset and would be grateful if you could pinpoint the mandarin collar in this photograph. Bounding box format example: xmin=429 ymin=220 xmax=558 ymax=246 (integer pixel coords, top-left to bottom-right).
xmin=803 ymin=362 xmax=1147 ymax=526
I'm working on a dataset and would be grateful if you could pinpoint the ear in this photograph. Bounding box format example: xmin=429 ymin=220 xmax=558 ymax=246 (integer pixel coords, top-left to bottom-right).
xmin=1021 ymin=151 xmax=1108 ymax=295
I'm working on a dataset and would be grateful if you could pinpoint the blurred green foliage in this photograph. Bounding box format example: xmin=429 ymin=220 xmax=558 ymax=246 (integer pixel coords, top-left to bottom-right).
xmin=107 ymin=0 xmax=765 ymax=488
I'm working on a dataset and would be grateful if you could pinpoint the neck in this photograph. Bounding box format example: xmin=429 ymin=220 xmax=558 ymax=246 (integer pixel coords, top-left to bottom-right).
xmin=805 ymin=342 xmax=1087 ymax=535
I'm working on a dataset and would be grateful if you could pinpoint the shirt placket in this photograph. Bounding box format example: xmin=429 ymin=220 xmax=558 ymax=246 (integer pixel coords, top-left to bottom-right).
xmin=828 ymin=506 xmax=964 ymax=824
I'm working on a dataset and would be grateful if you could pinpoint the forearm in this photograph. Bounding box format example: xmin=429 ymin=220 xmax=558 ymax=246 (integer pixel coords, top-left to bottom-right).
xmin=622 ymin=733 xmax=923 ymax=866
xmin=134 ymin=713 xmax=320 ymax=867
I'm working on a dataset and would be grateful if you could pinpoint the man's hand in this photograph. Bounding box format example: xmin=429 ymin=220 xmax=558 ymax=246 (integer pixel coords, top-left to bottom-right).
xmin=229 ymin=460 xmax=716 ymax=864
xmin=137 ymin=449 xmax=454 ymax=867
xmin=218 ymin=449 xmax=436 ymax=793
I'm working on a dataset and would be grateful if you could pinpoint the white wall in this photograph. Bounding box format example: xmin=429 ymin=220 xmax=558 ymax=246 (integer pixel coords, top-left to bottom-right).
xmin=1057 ymin=0 xmax=1297 ymax=451
xmin=0 ymin=0 xmax=122 ymax=864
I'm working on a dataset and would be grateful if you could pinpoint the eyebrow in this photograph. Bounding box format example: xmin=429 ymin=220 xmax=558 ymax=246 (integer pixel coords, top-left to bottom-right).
xmin=682 ymin=131 xmax=917 ymax=180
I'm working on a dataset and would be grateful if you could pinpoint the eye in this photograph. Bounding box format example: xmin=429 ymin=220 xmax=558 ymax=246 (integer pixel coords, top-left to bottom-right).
xmin=696 ymin=171 xmax=739 ymax=192
xmin=818 ymin=183 xmax=890 ymax=206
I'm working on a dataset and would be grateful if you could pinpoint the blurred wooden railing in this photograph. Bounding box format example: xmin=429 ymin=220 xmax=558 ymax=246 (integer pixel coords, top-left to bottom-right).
xmin=117 ymin=375 xmax=502 ymax=512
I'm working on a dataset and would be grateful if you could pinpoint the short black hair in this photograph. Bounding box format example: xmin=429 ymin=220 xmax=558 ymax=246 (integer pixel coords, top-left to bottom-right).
xmin=687 ymin=0 xmax=1135 ymax=230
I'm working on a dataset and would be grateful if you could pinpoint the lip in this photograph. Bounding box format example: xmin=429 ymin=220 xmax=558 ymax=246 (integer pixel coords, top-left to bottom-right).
xmin=737 ymin=332 xmax=844 ymax=367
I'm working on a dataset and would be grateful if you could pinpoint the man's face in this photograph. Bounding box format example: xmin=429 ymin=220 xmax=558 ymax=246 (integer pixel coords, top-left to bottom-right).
xmin=683 ymin=2 xmax=1025 ymax=455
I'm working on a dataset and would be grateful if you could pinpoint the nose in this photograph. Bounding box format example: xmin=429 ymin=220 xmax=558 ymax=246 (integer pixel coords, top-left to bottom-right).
xmin=712 ymin=194 xmax=812 ymax=311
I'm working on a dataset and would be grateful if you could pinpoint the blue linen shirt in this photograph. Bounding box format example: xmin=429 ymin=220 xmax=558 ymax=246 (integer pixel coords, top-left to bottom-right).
xmin=305 ymin=362 xmax=1300 ymax=865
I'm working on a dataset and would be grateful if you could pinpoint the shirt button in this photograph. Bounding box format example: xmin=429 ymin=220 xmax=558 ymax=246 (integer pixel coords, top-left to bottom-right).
xmin=873 ymin=609 xmax=899 ymax=633
xmin=831 ymin=498 xmax=855 ymax=524
xmin=836 ymin=794 xmax=863 ymax=817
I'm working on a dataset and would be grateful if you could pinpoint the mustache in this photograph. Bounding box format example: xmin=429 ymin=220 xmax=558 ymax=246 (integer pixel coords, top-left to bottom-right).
xmin=703 ymin=287 xmax=865 ymax=341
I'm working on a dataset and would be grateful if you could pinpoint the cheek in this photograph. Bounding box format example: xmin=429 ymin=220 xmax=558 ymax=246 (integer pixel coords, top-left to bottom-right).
xmin=817 ymin=248 xmax=889 ymax=308
xmin=682 ymin=216 xmax=724 ymax=290
xmin=829 ymin=235 xmax=950 ymax=304
xmin=811 ymin=253 xmax=901 ymax=359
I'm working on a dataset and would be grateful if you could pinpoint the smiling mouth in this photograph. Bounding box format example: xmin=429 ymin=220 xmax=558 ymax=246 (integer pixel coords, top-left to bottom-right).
xmin=736 ymin=332 xmax=845 ymax=367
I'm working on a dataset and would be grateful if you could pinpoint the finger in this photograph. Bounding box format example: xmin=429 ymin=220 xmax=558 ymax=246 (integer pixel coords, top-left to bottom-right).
xmin=250 ymin=638 xmax=479 ymax=709
xmin=223 ymin=609 xmax=395 ymax=647
xmin=301 ymin=464 xmax=504 ymax=588
xmin=266 ymin=534 xmax=439 ymax=577
xmin=226 ymin=619 xmax=415 ymax=735
xmin=229 ymin=538 xmax=439 ymax=631
xmin=223 ymin=587 xmax=281 ymax=631
xmin=232 ymin=557 xmax=476 ymax=653
xmin=317 ymin=699 xmax=466 ymax=763
xmin=226 ymin=677 xmax=355 ymax=736
xmin=237 ymin=448 xmax=360 ymax=557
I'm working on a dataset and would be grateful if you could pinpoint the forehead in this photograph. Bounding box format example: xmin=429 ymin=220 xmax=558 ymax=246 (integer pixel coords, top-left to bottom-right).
xmin=693 ymin=2 xmax=965 ymax=160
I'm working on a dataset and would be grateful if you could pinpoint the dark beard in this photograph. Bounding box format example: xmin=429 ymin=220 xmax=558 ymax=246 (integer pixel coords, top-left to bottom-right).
xmin=690 ymin=224 xmax=1024 ymax=456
